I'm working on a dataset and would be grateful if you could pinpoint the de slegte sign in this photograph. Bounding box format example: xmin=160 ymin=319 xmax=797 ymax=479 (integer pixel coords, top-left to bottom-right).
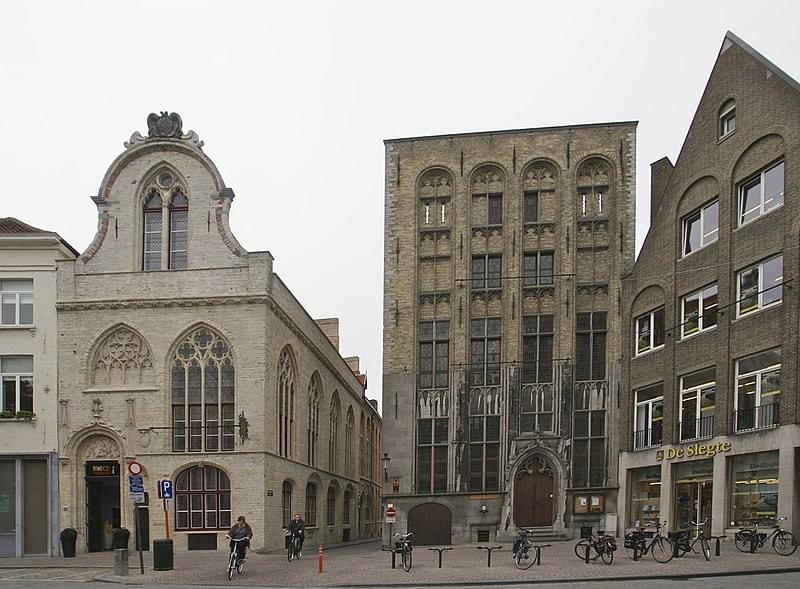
xmin=656 ymin=440 xmax=732 ymax=462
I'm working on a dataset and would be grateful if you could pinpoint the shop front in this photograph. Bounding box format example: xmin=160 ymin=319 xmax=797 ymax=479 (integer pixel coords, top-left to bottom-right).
xmin=673 ymin=460 xmax=713 ymax=532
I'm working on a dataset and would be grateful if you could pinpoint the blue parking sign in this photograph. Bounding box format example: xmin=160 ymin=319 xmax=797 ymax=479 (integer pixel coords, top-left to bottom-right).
xmin=158 ymin=479 xmax=174 ymax=499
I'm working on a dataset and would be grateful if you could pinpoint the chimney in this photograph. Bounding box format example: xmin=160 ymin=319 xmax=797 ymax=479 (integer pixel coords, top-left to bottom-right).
xmin=650 ymin=157 xmax=674 ymax=224
xmin=315 ymin=318 xmax=340 ymax=352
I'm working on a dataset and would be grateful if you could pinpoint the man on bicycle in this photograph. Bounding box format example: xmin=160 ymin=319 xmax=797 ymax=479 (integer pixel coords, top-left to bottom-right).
xmin=226 ymin=516 xmax=253 ymax=562
xmin=286 ymin=513 xmax=305 ymax=557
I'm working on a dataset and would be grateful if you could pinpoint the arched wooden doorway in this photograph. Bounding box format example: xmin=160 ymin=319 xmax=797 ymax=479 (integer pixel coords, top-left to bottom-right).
xmin=514 ymin=455 xmax=554 ymax=527
xmin=408 ymin=503 xmax=451 ymax=545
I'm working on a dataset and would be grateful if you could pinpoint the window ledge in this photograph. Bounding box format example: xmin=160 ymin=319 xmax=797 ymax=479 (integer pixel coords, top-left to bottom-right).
xmin=679 ymin=326 xmax=717 ymax=342
xmin=0 ymin=325 xmax=35 ymax=331
xmin=732 ymin=302 xmax=782 ymax=323
xmin=83 ymin=385 xmax=159 ymax=394
xmin=0 ymin=417 xmax=36 ymax=424
xmin=718 ymin=130 xmax=735 ymax=144
xmin=734 ymin=424 xmax=779 ymax=435
xmin=734 ymin=203 xmax=784 ymax=231
xmin=633 ymin=346 xmax=664 ymax=359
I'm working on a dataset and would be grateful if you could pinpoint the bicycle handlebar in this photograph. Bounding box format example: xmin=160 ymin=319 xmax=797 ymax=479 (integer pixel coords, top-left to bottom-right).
xmin=226 ymin=536 xmax=249 ymax=542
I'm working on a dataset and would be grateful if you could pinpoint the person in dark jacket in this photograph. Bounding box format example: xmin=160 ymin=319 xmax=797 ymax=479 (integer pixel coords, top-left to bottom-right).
xmin=226 ymin=516 xmax=253 ymax=562
xmin=286 ymin=513 xmax=305 ymax=557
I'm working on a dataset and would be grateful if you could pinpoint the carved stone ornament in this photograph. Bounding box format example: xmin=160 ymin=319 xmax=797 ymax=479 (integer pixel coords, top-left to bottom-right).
xmin=123 ymin=112 xmax=205 ymax=149
xmin=80 ymin=435 xmax=120 ymax=461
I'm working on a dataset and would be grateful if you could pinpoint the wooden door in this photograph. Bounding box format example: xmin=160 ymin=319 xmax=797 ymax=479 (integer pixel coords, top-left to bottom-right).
xmin=408 ymin=503 xmax=451 ymax=545
xmin=514 ymin=457 xmax=554 ymax=527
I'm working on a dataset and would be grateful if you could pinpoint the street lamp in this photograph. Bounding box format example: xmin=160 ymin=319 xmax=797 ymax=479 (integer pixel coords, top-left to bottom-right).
xmin=381 ymin=453 xmax=391 ymax=483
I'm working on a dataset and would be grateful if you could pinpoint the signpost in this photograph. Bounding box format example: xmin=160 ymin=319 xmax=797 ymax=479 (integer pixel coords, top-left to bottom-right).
xmin=127 ymin=462 xmax=145 ymax=575
xmin=385 ymin=504 xmax=396 ymax=548
xmin=157 ymin=480 xmax=173 ymax=540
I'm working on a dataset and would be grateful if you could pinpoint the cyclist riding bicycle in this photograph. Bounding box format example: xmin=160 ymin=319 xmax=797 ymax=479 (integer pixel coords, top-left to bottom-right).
xmin=226 ymin=516 xmax=253 ymax=563
xmin=286 ymin=513 xmax=305 ymax=558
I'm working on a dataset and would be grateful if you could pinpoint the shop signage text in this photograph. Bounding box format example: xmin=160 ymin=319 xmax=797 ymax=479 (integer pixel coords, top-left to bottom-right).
xmin=656 ymin=441 xmax=732 ymax=461
xmin=85 ymin=462 xmax=119 ymax=477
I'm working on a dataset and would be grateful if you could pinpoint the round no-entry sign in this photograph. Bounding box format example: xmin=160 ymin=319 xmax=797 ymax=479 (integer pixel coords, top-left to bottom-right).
xmin=386 ymin=506 xmax=396 ymax=518
xmin=127 ymin=461 xmax=143 ymax=475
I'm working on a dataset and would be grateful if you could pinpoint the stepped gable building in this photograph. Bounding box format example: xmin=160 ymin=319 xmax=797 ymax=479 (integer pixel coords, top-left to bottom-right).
xmin=619 ymin=33 xmax=800 ymax=539
xmin=0 ymin=218 xmax=77 ymax=556
xmin=382 ymin=122 xmax=636 ymax=543
xmin=57 ymin=113 xmax=381 ymax=553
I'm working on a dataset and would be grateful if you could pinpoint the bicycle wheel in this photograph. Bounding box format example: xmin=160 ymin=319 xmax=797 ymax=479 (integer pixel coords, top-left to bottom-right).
xmin=650 ymin=536 xmax=674 ymax=563
xmin=515 ymin=547 xmax=535 ymax=570
xmin=773 ymin=531 xmax=798 ymax=556
xmin=574 ymin=539 xmax=596 ymax=561
xmin=237 ymin=558 xmax=245 ymax=574
xmin=600 ymin=542 xmax=614 ymax=565
xmin=227 ymin=553 xmax=236 ymax=580
xmin=287 ymin=542 xmax=294 ymax=562
xmin=401 ymin=547 xmax=412 ymax=572
xmin=734 ymin=531 xmax=752 ymax=553
xmin=700 ymin=536 xmax=710 ymax=561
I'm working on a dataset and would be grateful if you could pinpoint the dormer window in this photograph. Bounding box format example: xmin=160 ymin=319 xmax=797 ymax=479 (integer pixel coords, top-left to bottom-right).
xmin=141 ymin=170 xmax=190 ymax=271
xmin=719 ymin=99 xmax=736 ymax=138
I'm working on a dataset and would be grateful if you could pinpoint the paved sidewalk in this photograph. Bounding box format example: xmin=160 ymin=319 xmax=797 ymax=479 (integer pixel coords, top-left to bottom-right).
xmin=1 ymin=540 xmax=798 ymax=586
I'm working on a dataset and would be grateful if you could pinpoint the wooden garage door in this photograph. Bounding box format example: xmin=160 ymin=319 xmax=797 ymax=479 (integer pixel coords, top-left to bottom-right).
xmin=408 ymin=503 xmax=451 ymax=545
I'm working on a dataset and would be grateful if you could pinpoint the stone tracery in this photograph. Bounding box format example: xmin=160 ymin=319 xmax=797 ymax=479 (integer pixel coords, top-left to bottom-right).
xmin=92 ymin=326 xmax=154 ymax=385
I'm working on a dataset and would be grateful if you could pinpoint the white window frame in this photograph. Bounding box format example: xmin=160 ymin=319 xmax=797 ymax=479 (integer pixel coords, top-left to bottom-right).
xmin=635 ymin=308 xmax=665 ymax=356
xmin=424 ymin=202 xmax=431 ymax=225
xmin=0 ymin=280 xmax=33 ymax=326
xmin=681 ymin=200 xmax=719 ymax=257
xmin=679 ymin=371 xmax=715 ymax=442
xmin=681 ymin=283 xmax=718 ymax=338
xmin=738 ymin=160 xmax=784 ymax=227
xmin=734 ymin=349 xmax=781 ymax=432
xmin=633 ymin=386 xmax=663 ymax=450
xmin=736 ymin=255 xmax=783 ymax=317
xmin=0 ymin=356 xmax=34 ymax=413
xmin=719 ymin=101 xmax=736 ymax=138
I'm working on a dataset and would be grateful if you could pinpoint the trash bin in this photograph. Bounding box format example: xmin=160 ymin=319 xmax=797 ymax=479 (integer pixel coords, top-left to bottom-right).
xmin=153 ymin=539 xmax=174 ymax=571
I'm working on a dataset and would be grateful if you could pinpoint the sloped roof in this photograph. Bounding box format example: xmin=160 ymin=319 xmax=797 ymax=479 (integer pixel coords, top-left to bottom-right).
xmin=724 ymin=31 xmax=800 ymax=95
xmin=0 ymin=217 xmax=49 ymax=234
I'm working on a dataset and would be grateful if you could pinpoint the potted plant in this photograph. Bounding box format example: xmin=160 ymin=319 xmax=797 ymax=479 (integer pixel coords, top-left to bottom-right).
xmin=15 ymin=410 xmax=35 ymax=421
xmin=0 ymin=411 xmax=14 ymax=419
xmin=111 ymin=527 xmax=130 ymax=549
xmin=60 ymin=528 xmax=78 ymax=558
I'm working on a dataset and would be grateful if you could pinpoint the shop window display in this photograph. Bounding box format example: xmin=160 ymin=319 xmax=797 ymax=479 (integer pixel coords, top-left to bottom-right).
xmin=630 ymin=465 xmax=661 ymax=527
xmin=730 ymin=451 xmax=779 ymax=526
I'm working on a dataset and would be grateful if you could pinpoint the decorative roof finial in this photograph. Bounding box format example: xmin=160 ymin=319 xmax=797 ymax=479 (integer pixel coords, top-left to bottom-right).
xmin=124 ymin=112 xmax=204 ymax=150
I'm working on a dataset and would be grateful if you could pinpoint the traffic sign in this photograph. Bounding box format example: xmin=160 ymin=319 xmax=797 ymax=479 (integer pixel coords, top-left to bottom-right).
xmin=157 ymin=479 xmax=174 ymax=500
xmin=130 ymin=492 xmax=145 ymax=504
xmin=128 ymin=475 xmax=144 ymax=493
xmin=385 ymin=506 xmax=397 ymax=523
xmin=127 ymin=461 xmax=143 ymax=475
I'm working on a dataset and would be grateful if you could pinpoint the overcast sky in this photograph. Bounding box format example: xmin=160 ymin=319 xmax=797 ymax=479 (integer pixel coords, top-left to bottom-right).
xmin=2 ymin=1 xmax=799 ymax=412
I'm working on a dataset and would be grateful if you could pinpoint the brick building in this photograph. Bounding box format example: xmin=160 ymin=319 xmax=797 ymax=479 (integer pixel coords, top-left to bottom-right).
xmin=382 ymin=123 xmax=636 ymax=543
xmin=0 ymin=218 xmax=77 ymax=556
xmin=56 ymin=113 xmax=381 ymax=553
xmin=618 ymin=33 xmax=800 ymax=539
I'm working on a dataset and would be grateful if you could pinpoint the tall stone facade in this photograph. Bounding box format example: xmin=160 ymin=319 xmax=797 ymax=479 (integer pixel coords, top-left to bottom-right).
xmin=382 ymin=123 xmax=636 ymax=543
xmin=0 ymin=218 xmax=77 ymax=556
xmin=619 ymin=33 xmax=800 ymax=539
xmin=57 ymin=114 xmax=381 ymax=553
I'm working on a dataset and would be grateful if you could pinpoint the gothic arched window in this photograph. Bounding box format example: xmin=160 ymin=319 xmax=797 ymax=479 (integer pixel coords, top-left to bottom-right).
xmin=471 ymin=165 xmax=505 ymax=226
xmin=141 ymin=169 xmax=190 ymax=271
xmin=576 ymin=159 xmax=611 ymax=218
xmin=326 ymin=485 xmax=336 ymax=526
xmin=143 ymin=190 xmax=163 ymax=270
xmin=328 ymin=393 xmax=340 ymax=472
xmin=281 ymin=481 xmax=292 ymax=527
xmin=91 ymin=326 xmax=154 ymax=386
xmin=171 ymin=327 xmax=234 ymax=452
xmin=169 ymin=190 xmax=189 ymax=269
xmin=175 ymin=465 xmax=231 ymax=530
xmin=277 ymin=348 xmax=296 ymax=458
xmin=307 ymin=373 xmax=321 ymax=466
xmin=345 ymin=407 xmax=354 ymax=477
xmin=305 ymin=482 xmax=317 ymax=526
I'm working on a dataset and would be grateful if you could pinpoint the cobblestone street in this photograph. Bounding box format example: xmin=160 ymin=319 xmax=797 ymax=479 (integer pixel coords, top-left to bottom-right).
xmin=2 ymin=539 xmax=798 ymax=586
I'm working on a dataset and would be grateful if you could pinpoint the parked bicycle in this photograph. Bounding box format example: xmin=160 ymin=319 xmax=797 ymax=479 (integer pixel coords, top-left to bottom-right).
xmin=673 ymin=518 xmax=711 ymax=561
xmin=225 ymin=537 xmax=247 ymax=580
xmin=734 ymin=516 xmax=797 ymax=556
xmin=574 ymin=529 xmax=617 ymax=564
xmin=393 ymin=532 xmax=414 ymax=572
xmin=512 ymin=528 xmax=537 ymax=569
xmin=624 ymin=520 xmax=674 ymax=563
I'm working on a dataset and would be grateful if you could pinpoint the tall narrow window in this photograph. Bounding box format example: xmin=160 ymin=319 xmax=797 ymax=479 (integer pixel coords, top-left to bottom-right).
xmin=143 ymin=191 xmax=163 ymax=270
xmin=573 ymin=383 xmax=606 ymax=487
xmin=737 ymin=255 xmax=783 ymax=316
xmin=679 ymin=368 xmax=715 ymax=442
xmin=0 ymin=280 xmax=33 ymax=326
xmin=719 ymin=99 xmax=736 ymax=137
xmin=633 ymin=384 xmax=663 ymax=449
xmin=488 ymin=194 xmax=502 ymax=224
xmin=468 ymin=389 xmax=500 ymax=491
xmin=418 ymin=320 xmax=449 ymax=389
xmin=523 ymin=252 xmax=554 ymax=286
xmin=521 ymin=315 xmax=554 ymax=433
xmin=328 ymin=395 xmax=340 ymax=472
xmin=0 ymin=356 xmax=33 ymax=413
xmin=735 ymin=348 xmax=781 ymax=432
xmin=326 ymin=486 xmax=336 ymax=526
xmin=169 ymin=190 xmax=189 ymax=269
xmin=738 ymin=160 xmax=784 ymax=226
xmin=343 ymin=490 xmax=351 ymax=525
xmin=305 ymin=483 xmax=317 ymax=527
xmin=523 ymin=191 xmax=538 ymax=223
xmin=575 ymin=312 xmax=607 ymax=381
xmin=277 ymin=348 xmax=296 ymax=458
xmin=682 ymin=200 xmax=719 ymax=255
xmin=345 ymin=408 xmax=354 ymax=477
xmin=470 ymin=318 xmax=501 ymax=386
xmin=635 ymin=308 xmax=665 ymax=355
xmin=171 ymin=327 xmax=234 ymax=452
xmin=577 ymin=160 xmax=610 ymax=218
xmin=471 ymin=166 xmax=505 ymax=227
xmin=307 ymin=374 xmax=321 ymax=466
xmin=416 ymin=390 xmax=448 ymax=494
xmin=281 ymin=481 xmax=292 ymax=527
